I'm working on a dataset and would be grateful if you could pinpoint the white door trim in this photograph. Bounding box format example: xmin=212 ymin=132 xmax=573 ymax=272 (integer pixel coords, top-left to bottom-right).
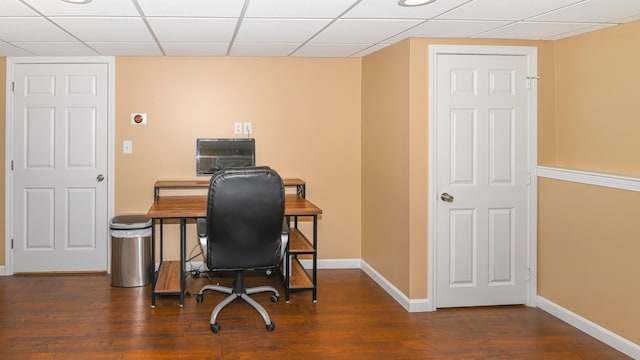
xmin=4 ymin=56 xmax=115 ymax=275
xmin=427 ymin=45 xmax=538 ymax=310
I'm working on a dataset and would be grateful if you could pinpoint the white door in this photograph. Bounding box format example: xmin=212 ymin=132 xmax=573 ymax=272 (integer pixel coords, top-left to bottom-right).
xmin=12 ymin=63 xmax=109 ymax=273
xmin=435 ymin=52 xmax=530 ymax=307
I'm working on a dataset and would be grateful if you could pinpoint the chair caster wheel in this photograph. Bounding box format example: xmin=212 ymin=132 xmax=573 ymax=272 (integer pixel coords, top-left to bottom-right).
xmin=196 ymin=294 xmax=203 ymax=303
xmin=211 ymin=323 xmax=220 ymax=333
xmin=266 ymin=322 xmax=275 ymax=332
xmin=271 ymin=294 xmax=279 ymax=303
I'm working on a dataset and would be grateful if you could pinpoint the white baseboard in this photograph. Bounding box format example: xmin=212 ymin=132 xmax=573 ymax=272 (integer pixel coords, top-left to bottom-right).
xmin=182 ymin=258 xmax=431 ymax=312
xmin=0 ymin=266 xmax=6 ymax=276
xmin=361 ymin=260 xmax=431 ymax=313
xmin=537 ymin=296 xmax=640 ymax=359
xmin=301 ymin=258 xmax=361 ymax=269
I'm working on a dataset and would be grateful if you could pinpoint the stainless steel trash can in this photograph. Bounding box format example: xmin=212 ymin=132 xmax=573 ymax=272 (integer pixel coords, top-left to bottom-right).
xmin=110 ymin=215 xmax=153 ymax=287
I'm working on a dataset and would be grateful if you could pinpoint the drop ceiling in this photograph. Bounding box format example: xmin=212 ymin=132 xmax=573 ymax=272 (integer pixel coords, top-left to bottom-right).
xmin=1 ymin=0 xmax=639 ymax=58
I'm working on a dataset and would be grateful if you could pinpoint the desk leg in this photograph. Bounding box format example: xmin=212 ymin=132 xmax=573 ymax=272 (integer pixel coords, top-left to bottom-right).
xmin=151 ymin=218 xmax=156 ymax=308
xmin=179 ymin=218 xmax=186 ymax=308
xmin=284 ymin=215 xmax=291 ymax=302
xmin=312 ymin=215 xmax=317 ymax=303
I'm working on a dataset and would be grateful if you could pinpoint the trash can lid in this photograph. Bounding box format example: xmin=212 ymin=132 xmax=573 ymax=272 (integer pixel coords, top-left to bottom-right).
xmin=110 ymin=215 xmax=152 ymax=230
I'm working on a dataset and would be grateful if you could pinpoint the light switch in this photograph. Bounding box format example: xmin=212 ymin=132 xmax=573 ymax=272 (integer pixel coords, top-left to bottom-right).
xmin=123 ymin=140 xmax=132 ymax=154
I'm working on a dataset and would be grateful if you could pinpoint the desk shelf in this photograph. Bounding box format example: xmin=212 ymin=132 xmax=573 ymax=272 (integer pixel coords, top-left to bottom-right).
xmin=154 ymin=178 xmax=305 ymax=200
xmin=154 ymin=261 xmax=181 ymax=294
xmin=286 ymin=229 xmax=315 ymax=290
xmin=288 ymin=258 xmax=313 ymax=289
xmin=289 ymin=228 xmax=314 ymax=253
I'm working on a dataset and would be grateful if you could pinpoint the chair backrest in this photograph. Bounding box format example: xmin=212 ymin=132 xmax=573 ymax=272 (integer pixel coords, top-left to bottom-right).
xmin=205 ymin=167 xmax=285 ymax=270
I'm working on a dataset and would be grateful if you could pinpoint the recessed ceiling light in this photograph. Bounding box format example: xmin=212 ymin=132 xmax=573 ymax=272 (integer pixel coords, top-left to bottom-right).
xmin=62 ymin=0 xmax=92 ymax=4
xmin=398 ymin=0 xmax=436 ymax=6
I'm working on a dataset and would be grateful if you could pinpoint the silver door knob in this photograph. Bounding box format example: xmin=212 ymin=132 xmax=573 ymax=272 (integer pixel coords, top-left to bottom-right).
xmin=96 ymin=174 xmax=105 ymax=182
xmin=440 ymin=192 xmax=454 ymax=202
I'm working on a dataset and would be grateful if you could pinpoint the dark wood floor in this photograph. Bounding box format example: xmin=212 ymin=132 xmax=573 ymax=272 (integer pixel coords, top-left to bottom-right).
xmin=0 ymin=269 xmax=629 ymax=359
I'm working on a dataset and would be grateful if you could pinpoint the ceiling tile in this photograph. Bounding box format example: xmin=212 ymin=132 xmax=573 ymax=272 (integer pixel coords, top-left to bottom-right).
xmin=0 ymin=41 xmax=34 ymax=56
xmin=616 ymin=14 xmax=640 ymax=23
xmin=137 ymin=0 xmax=244 ymax=17
xmin=544 ymin=24 xmax=617 ymax=40
xmin=478 ymin=21 xmax=597 ymax=40
xmin=229 ymin=43 xmax=301 ymax=57
xmin=0 ymin=17 xmax=76 ymax=42
xmin=245 ymin=0 xmax=357 ymax=18
xmin=1 ymin=0 xmax=638 ymax=57
xmin=161 ymin=42 xmax=229 ymax=56
xmin=0 ymin=1 xmax=39 ymax=16
xmin=87 ymin=42 xmax=163 ymax=56
xmin=21 ymin=0 xmax=140 ymax=16
xmin=147 ymin=18 xmax=237 ymax=42
xmin=51 ymin=17 xmax=154 ymax=42
xmin=530 ymin=0 xmax=640 ymax=23
xmin=293 ymin=43 xmax=372 ymax=57
xmin=386 ymin=19 xmax=510 ymax=42
xmin=352 ymin=43 xmax=392 ymax=57
xmin=437 ymin=0 xmax=585 ymax=21
xmin=311 ymin=19 xmax=422 ymax=44
xmin=12 ymin=41 xmax=98 ymax=56
xmin=344 ymin=0 xmax=470 ymax=19
xmin=236 ymin=18 xmax=331 ymax=43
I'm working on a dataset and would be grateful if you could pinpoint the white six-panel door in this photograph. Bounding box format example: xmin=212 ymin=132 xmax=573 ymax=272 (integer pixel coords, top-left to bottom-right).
xmin=12 ymin=63 xmax=108 ymax=273
xmin=435 ymin=53 xmax=530 ymax=307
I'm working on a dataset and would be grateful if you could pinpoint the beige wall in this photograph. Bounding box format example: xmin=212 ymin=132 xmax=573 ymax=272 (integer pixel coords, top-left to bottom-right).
xmin=361 ymin=37 xmax=556 ymax=299
xmin=538 ymin=178 xmax=640 ymax=344
xmin=554 ymin=21 xmax=640 ymax=177
xmin=115 ymin=57 xmax=362 ymax=261
xmin=361 ymin=41 xmax=412 ymax=294
xmin=539 ymin=21 xmax=640 ymax=344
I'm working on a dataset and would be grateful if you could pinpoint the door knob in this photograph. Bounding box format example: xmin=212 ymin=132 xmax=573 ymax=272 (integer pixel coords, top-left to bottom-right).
xmin=96 ymin=174 xmax=105 ymax=182
xmin=440 ymin=192 xmax=454 ymax=202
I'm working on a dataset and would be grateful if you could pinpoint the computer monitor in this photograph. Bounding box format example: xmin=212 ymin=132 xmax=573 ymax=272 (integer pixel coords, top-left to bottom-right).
xmin=196 ymin=138 xmax=255 ymax=175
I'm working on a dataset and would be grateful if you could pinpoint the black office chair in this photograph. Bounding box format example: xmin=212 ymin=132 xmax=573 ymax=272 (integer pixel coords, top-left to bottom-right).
xmin=195 ymin=167 xmax=287 ymax=333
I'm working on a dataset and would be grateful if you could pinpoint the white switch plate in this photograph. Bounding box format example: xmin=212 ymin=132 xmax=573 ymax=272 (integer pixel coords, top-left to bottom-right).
xmin=234 ymin=122 xmax=242 ymax=134
xmin=123 ymin=140 xmax=132 ymax=154
xmin=243 ymin=122 xmax=252 ymax=135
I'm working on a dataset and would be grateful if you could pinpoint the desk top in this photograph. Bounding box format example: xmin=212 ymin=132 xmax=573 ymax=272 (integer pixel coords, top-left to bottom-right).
xmin=147 ymin=194 xmax=321 ymax=219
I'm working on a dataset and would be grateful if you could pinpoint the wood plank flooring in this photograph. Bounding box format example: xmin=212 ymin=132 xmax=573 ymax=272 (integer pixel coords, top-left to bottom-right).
xmin=0 ymin=269 xmax=630 ymax=359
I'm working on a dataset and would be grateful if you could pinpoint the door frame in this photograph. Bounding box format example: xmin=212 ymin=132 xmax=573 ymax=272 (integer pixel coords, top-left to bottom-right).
xmin=4 ymin=57 xmax=115 ymax=275
xmin=427 ymin=45 xmax=538 ymax=310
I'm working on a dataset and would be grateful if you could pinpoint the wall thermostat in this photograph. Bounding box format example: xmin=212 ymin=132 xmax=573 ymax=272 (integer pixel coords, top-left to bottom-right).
xmin=131 ymin=113 xmax=147 ymax=125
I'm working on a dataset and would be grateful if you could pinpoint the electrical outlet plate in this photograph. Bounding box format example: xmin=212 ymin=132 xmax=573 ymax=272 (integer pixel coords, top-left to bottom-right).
xmin=234 ymin=122 xmax=242 ymax=134
xmin=243 ymin=122 xmax=252 ymax=134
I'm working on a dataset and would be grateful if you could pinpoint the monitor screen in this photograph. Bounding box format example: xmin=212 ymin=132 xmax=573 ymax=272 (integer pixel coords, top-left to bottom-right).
xmin=196 ymin=138 xmax=255 ymax=175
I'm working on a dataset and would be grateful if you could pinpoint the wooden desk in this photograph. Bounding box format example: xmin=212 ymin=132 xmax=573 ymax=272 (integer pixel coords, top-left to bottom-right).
xmin=147 ymin=192 xmax=321 ymax=307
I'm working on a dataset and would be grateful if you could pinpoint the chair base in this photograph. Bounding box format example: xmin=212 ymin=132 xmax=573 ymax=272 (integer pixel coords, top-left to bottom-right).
xmin=196 ymin=271 xmax=279 ymax=333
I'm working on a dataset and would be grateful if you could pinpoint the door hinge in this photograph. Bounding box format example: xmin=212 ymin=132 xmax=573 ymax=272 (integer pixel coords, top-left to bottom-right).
xmin=12 ymin=81 xmax=15 ymax=92
xmin=11 ymin=239 xmax=14 ymax=250
xmin=525 ymin=75 xmax=539 ymax=89
xmin=525 ymin=268 xmax=531 ymax=281
xmin=11 ymin=160 xmax=14 ymax=171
